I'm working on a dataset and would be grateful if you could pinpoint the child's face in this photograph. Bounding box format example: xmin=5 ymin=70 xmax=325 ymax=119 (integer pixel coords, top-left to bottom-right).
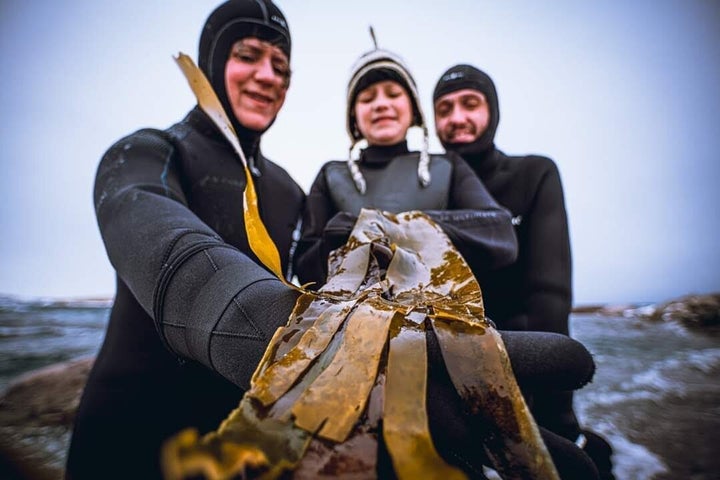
xmin=354 ymin=80 xmax=412 ymax=146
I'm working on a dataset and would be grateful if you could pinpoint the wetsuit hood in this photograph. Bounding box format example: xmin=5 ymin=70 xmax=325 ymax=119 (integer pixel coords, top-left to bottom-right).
xmin=433 ymin=64 xmax=500 ymax=157
xmin=198 ymin=0 xmax=291 ymax=157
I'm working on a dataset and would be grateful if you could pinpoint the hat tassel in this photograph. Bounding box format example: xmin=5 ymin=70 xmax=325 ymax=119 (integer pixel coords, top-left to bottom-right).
xmin=417 ymin=127 xmax=431 ymax=188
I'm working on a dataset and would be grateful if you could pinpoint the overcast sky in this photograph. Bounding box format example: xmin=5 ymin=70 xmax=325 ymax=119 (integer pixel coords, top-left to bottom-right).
xmin=1 ymin=0 xmax=719 ymax=304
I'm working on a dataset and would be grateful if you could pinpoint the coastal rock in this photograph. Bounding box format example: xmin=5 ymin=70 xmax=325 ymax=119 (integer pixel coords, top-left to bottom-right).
xmin=596 ymin=303 xmax=643 ymax=317
xmin=586 ymin=293 xmax=720 ymax=329
xmin=0 ymin=356 xmax=93 ymax=427
xmin=0 ymin=356 xmax=94 ymax=480
xmin=641 ymin=293 xmax=720 ymax=328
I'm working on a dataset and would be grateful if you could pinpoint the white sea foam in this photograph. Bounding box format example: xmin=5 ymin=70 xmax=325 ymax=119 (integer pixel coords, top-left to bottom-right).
xmin=660 ymin=318 xmax=696 ymax=337
xmin=581 ymin=347 xmax=720 ymax=409
xmin=605 ymin=429 xmax=668 ymax=480
xmin=624 ymin=365 xmax=687 ymax=396
xmin=580 ymin=388 xmax=659 ymax=408
xmin=623 ymin=348 xmax=720 ymax=396
xmin=685 ymin=348 xmax=720 ymax=373
xmin=565 ymin=413 xmax=669 ymax=480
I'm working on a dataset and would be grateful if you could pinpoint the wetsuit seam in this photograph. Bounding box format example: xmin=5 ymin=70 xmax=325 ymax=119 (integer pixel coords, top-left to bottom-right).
xmin=432 ymin=210 xmax=509 ymax=224
xmin=161 ymin=323 xmax=263 ymax=341
xmin=227 ymin=276 xmax=283 ymax=341
xmin=192 ymin=274 xmax=281 ymax=369
xmin=203 ymin=248 xmax=220 ymax=271
xmin=160 ymin=321 xmax=186 ymax=328
xmin=160 ymin=229 xmax=222 ymax=267
xmin=153 ymin=242 xmax=238 ymax=353
xmin=206 ymin=331 xmax=266 ymax=339
xmin=233 ymin=302 xmax=264 ymax=339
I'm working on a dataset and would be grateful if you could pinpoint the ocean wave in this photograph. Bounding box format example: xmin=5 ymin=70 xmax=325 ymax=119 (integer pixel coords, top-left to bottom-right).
xmin=0 ymin=295 xmax=113 ymax=312
xmin=578 ymin=347 xmax=720 ymax=415
xmin=622 ymin=348 xmax=720 ymax=394
xmin=580 ymin=389 xmax=659 ymax=407
xmin=603 ymin=428 xmax=668 ymax=480
xmin=0 ymin=325 xmax=65 ymax=339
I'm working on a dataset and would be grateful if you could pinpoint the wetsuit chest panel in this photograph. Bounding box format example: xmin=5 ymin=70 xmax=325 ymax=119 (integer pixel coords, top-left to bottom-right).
xmin=165 ymin=121 xmax=301 ymax=267
xmin=326 ymin=154 xmax=452 ymax=215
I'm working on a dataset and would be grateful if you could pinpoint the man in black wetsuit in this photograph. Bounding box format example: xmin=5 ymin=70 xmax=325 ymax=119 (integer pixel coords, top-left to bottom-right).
xmin=433 ymin=64 xmax=615 ymax=479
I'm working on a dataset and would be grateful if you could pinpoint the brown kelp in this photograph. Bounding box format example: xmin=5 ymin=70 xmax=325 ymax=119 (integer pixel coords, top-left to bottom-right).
xmin=161 ymin=209 xmax=559 ymax=479
xmin=161 ymin=55 xmax=559 ymax=480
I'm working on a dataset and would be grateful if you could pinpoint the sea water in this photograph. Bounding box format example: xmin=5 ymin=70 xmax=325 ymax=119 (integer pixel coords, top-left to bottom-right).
xmin=572 ymin=312 xmax=720 ymax=479
xmin=0 ymin=296 xmax=109 ymax=391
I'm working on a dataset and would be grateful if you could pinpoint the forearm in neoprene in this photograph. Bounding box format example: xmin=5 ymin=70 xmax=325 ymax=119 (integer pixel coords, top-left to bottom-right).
xmin=155 ymin=242 xmax=300 ymax=390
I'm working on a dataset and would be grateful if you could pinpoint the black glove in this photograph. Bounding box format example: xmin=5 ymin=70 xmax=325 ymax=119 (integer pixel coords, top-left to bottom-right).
xmin=426 ymin=328 xmax=600 ymax=480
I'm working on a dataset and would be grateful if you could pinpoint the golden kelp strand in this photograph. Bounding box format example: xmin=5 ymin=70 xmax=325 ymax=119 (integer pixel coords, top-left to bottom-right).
xmin=383 ymin=314 xmax=467 ymax=480
xmin=320 ymin=243 xmax=372 ymax=297
xmin=173 ymin=53 xmax=289 ymax=287
xmin=265 ymin=299 xmax=357 ymax=422
xmin=250 ymin=325 xmax=288 ymax=389
xmin=215 ymin=397 xmax=311 ymax=472
xmin=429 ymin=317 xmax=560 ymax=480
xmin=161 ymin=428 xmax=269 ymax=480
xmin=162 ymin=395 xmax=311 ymax=480
xmin=253 ymin=292 xmax=319 ymax=378
xmin=384 ymin=242 xmax=430 ymax=294
xmin=248 ymin=301 xmax=356 ymax=406
xmin=241 ymin=169 xmax=286 ymax=285
xmin=291 ymin=299 xmax=395 ymax=442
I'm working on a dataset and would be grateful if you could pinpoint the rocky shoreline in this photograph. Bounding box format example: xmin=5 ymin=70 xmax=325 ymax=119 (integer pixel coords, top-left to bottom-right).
xmin=574 ymin=292 xmax=720 ymax=329
xmin=0 ymin=356 xmax=93 ymax=480
xmin=1 ymin=293 xmax=718 ymax=479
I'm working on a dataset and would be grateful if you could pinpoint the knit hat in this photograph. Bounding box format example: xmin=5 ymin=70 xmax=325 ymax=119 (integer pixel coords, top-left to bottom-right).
xmin=345 ymin=28 xmax=430 ymax=194
xmin=432 ymin=64 xmax=500 ymax=154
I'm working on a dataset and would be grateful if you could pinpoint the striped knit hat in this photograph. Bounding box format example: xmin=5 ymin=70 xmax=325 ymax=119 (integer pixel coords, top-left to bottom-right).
xmin=345 ymin=28 xmax=430 ymax=194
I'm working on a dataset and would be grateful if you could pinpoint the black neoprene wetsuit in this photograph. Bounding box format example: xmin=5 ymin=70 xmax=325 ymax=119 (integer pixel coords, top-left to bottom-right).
xmin=467 ymin=149 xmax=572 ymax=334
xmin=65 ymin=107 xmax=305 ymax=478
xmin=294 ymin=141 xmax=518 ymax=286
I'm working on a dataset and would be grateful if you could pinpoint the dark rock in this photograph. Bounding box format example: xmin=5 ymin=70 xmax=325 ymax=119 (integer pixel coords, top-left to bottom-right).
xmin=0 ymin=356 xmax=94 ymax=480
xmin=571 ymin=304 xmax=606 ymax=314
xmin=643 ymin=293 xmax=720 ymax=328
xmin=586 ymin=293 xmax=720 ymax=329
